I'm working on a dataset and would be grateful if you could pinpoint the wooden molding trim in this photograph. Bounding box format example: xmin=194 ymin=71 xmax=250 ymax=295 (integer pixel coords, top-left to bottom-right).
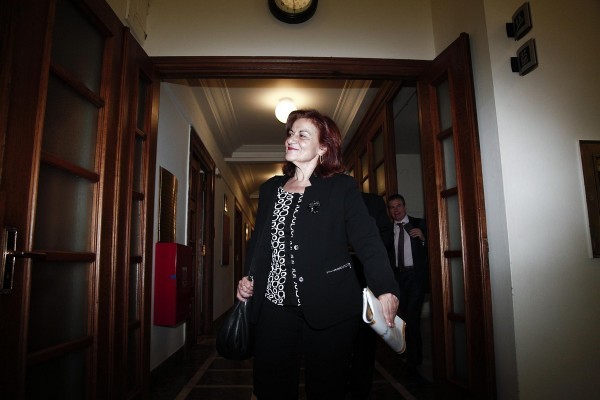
xmin=151 ymin=56 xmax=429 ymax=80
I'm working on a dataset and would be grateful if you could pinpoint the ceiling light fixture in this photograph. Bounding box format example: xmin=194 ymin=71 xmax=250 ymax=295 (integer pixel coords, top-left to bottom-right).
xmin=275 ymin=98 xmax=296 ymax=123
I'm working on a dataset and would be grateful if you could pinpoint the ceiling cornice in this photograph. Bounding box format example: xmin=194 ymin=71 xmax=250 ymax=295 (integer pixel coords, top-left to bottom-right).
xmin=198 ymin=78 xmax=240 ymax=154
xmin=333 ymin=80 xmax=372 ymax=139
xmin=225 ymin=145 xmax=284 ymax=163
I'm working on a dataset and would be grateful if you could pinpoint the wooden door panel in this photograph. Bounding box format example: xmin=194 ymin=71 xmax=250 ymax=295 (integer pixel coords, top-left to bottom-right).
xmin=189 ymin=131 xmax=215 ymax=337
xmin=418 ymin=33 xmax=495 ymax=398
xmin=0 ymin=1 xmax=157 ymax=398
xmin=114 ymin=29 xmax=159 ymax=398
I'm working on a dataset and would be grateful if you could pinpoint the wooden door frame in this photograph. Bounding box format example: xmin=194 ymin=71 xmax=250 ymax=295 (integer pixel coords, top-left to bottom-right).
xmin=233 ymin=203 xmax=244 ymax=298
xmin=151 ymin=56 xmax=428 ymax=81
xmin=417 ymin=34 xmax=494 ymax=397
xmin=0 ymin=0 xmax=126 ymax=397
xmin=115 ymin=29 xmax=160 ymax=397
xmin=152 ymin=56 xmax=431 ymax=333
xmin=151 ymin=51 xmax=494 ymax=396
xmin=189 ymin=131 xmax=215 ymax=337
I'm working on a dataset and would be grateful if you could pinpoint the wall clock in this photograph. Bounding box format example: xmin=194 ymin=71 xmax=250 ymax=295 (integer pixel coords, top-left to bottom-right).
xmin=268 ymin=0 xmax=318 ymax=24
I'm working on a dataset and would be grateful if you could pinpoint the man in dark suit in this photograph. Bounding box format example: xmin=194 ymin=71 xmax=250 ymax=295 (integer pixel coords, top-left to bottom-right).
xmin=387 ymin=193 xmax=428 ymax=376
xmin=348 ymin=192 xmax=394 ymax=399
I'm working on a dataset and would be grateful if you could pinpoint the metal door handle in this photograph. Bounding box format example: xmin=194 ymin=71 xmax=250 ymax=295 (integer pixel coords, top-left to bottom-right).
xmin=1 ymin=227 xmax=47 ymax=294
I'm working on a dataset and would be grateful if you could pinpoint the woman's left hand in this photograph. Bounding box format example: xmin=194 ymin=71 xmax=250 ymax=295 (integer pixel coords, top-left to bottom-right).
xmin=378 ymin=293 xmax=399 ymax=327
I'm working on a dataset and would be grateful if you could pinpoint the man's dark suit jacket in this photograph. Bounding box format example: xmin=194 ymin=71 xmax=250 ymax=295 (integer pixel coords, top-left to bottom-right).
xmin=245 ymin=174 xmax=400 ymax=330
xmin=389 ymin=215 xmax=428 ymax=284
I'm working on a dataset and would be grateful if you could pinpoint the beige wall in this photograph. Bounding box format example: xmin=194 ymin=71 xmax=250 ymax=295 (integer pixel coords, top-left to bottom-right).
xmin=482 ymin=1 xmax=600 ymax=399
xmin=142 ymin=0 xmax=435 ymax=59
xmin=107 ymin=1 xmax=600 ymax=398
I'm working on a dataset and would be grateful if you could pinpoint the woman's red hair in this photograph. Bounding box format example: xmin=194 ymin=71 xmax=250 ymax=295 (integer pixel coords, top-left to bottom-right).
xmin=282 ymin=109 xmax=346 ymax=178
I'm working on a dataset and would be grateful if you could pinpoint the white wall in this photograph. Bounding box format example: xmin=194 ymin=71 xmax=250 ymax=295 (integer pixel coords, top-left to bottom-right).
xmin=143 ymin=0 xmax=435 ymax=59
xmin=432 ymin=0 xmax=600 ymax=398
xmin=107 ymin=1 xmax=600 ymax=397
xmin=160 ymin=83 xmax=253 ymax=318
xmin=151 ymin=84 xmax=252 ymax=368
xmin=150 ymin=84 xmax=190 ymax=369
xmin=483 ymin=1 xmax=600 ymax=399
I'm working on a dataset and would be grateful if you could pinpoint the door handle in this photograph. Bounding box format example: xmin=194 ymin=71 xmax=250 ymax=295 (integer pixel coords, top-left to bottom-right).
xmin=1 ymin=227 xmax=47 ymax=294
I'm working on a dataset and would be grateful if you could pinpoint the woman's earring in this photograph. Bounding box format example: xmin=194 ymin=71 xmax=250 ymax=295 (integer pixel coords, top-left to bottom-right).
xmin=319 ymin=154 xmax=323 ymax=164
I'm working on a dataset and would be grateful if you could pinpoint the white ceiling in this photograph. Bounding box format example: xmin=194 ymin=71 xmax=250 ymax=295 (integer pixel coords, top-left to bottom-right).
xmin=167 ymin=78 xmax=382 ymax=210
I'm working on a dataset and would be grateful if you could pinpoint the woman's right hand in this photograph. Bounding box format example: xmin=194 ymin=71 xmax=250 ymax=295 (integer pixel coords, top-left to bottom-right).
xmin=236 ymin=276 xmax=254 ymax=302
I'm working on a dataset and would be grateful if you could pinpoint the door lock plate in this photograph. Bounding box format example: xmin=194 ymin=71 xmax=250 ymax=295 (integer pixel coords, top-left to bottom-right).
xmin=1 ymin=227 xmax=17 ymax=294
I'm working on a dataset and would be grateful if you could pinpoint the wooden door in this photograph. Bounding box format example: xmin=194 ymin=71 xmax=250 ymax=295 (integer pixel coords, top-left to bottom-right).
xmin=188 ymin=130 xmax=215 ymax=338
xmin=418 ymin=33 xmax=495 ymax=398
xmin=116 ymin=30 xmax=159 ymax=398
xmin=0 ymin=0 xmax=124 ymax=397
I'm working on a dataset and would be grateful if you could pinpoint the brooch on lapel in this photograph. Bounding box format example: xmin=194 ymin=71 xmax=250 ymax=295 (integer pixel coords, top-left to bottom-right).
xmin=307 ymin=200 xmax=320 ymax=214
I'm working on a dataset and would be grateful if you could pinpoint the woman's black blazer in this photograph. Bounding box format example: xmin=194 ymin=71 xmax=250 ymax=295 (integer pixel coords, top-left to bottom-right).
xmin=245 ymin=173 xmax=400 ymax=329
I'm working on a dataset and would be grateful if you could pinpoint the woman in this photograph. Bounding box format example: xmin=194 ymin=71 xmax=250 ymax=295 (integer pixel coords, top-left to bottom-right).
xmin=237 ymin=109 xmax=400 ymax=399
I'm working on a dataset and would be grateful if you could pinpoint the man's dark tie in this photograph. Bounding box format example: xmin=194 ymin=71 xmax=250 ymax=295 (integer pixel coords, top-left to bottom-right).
xmin=397 ymin=223 xmax=404 ymax=267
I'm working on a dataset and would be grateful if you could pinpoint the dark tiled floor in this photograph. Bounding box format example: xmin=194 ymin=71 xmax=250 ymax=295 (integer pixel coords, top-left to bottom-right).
xmin=149 ymin=332 xmax=441 ymax=400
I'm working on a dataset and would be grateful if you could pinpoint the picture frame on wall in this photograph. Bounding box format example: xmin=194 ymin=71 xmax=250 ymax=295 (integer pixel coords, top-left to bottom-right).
xmin=516 ymin=38 xmax=538 ymax=76
xmin=506 ymin=2 xmax=532 ymax=40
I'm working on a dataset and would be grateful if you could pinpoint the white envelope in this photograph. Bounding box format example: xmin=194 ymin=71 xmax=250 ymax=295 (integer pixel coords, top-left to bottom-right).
xmin=362 ymin=287 xmax=406 ymax=354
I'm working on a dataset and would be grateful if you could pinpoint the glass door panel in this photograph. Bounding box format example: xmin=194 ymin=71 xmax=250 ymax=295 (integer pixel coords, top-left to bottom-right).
xmin=28 ymin=262 xmax=91 ymax=352
xmin=50 ymin=0 xmax=103 ymax=93
xmin=445 ymin=195 xmax=461 ymax=251
xmin=375 ymin=163 xmax=386 ymax=195
xmin=360 ymin=152 xmax=369 ymax=180
xmin=130 ymin=199 xmax=142 ymax=256
xmin=26 ymin=348 xmax=88 ymax=400
xmin=452 ymin=321 xmax=468 ymax=381
xmin=133 ymin=136 xmax=145 ymax=192
xmin=362 ymin=179 xmax=369 ymax=193
xmin=129 ymin=262 xmax=140 ymax=322
xmin=42 ymin=76 xmax=99 ymax=169
xmin=34 ymin=165 xmax=95 ymax=251
xmin=373 ymin=132 xmax=384 ymax=162
xmin=442 ymin=134 xmax=457 ymax=189
xmin=449 ymin=257 xmax=466 ymax=315
xmin=437 ymin=79 xmax=452 ymax=131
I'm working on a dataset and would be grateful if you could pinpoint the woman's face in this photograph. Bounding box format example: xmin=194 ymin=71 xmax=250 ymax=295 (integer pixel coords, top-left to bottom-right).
xmin=284 ymin=118 xmax=324 ymax=167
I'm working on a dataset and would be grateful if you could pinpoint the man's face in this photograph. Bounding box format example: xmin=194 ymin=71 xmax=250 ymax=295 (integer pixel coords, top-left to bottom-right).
xmin=388 ymin=199 xmax=407 ymax=222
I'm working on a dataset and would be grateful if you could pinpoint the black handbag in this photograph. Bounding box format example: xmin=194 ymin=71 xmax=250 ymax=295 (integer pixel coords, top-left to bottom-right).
xmin=216 ymin=296 xmax=254 ymax=360
xmin=215 ymin=184 xmax=276 ymax=360
xmin=216 ymin=232 xmax=265 ymax=359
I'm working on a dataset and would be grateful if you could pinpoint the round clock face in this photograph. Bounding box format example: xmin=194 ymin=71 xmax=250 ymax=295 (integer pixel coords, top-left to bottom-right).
xmin=269 ymin=0 xmax=318 ymax=24
xmin=275 ymin=0 xmax=312 ymax=14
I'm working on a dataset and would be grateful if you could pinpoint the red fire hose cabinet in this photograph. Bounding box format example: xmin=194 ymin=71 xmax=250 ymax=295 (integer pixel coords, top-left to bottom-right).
xmin=153 ymin=243 xmax=192 ymax=326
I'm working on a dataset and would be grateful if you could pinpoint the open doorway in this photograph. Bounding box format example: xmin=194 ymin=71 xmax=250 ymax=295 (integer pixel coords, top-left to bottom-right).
xmin=154 ymin=37 xmax=495 ymax=397
xmin=391 ymin=86 xmax=433 ymax=382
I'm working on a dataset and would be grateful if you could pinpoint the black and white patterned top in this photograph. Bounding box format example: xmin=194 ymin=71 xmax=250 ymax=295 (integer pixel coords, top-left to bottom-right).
xmin=265 ymin=186 xmax=303 ymax=306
